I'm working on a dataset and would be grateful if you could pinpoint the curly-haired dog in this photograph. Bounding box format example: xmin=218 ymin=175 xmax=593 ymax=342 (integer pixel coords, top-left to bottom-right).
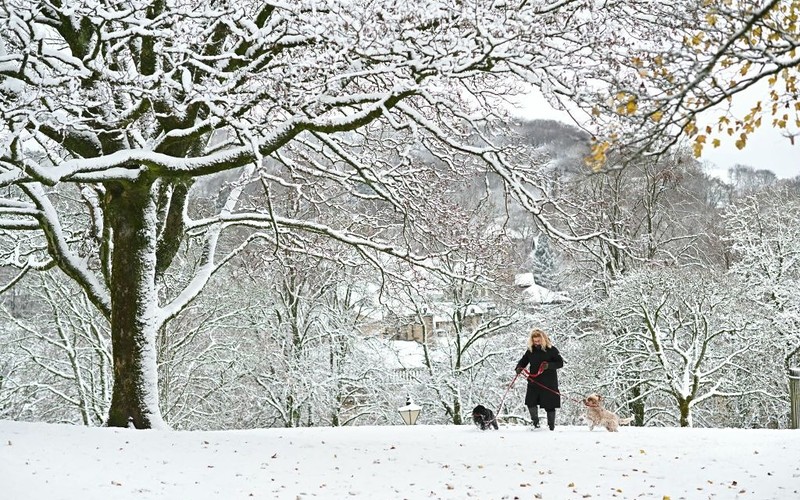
xmin=472 ymin=405 xmax=499 ymax=430
xmin=583 ymin=394 xmax=633 ymax=432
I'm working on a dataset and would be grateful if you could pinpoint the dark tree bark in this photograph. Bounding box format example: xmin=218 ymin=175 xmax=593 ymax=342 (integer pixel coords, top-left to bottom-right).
xmin=105 ymin=179 xmax=166 ymax=428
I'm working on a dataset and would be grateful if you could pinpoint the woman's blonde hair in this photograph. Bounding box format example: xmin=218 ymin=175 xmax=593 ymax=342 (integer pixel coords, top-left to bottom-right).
xmin=527 ymin=329 xmax=553 ymax=350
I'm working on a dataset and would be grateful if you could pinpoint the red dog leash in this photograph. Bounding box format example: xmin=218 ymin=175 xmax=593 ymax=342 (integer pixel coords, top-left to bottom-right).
xmin=487 ymin=363 xmax=585 ymax=426
xmin=521 ymin=365 xmax=586 ymax=406
xmin=487 ymin=371 xmax=521 ymax=425
xmin=488 ymin=364 xmax=547 ymax=424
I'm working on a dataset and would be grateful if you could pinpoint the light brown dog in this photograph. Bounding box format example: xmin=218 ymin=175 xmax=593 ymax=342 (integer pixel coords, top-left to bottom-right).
xmin=583 ymin=394 xmax=633 ymax=432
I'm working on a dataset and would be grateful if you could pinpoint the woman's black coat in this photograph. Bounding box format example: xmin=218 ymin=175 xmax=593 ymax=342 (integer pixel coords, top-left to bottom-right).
xmin=515 ymin=346 xmax=564 ymax=409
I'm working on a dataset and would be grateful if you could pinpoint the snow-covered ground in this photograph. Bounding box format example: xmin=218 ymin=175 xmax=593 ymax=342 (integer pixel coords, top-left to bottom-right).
xmin=1 ymin=419 xmax=798 ymax=499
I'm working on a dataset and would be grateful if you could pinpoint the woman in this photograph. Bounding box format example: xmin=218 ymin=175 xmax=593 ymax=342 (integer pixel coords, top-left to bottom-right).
xmin=514 ymin=329 xmax=564 ymax=430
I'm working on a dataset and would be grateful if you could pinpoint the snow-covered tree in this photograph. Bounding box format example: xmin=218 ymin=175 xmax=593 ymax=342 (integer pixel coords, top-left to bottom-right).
xmin=347 ymin=188 xmax=524 ymax=424
xmin=0 ymin=0 xmax=619 ymax=428
xmin=572 ymin=1 xmax=800 ymax=165
xmin=565 ymin=151 xmax=726 ymax=291
xmin=0 ymin=272 xmax=111 ymax=425
xmin=724 ymin=188 xmax=800 ymax=371
xmin=598 ymin=267 xmax=769 ymax=427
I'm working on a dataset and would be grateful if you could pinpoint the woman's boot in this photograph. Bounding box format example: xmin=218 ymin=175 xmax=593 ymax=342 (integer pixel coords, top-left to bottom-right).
xmin=546 ymin=409 xmax=556 ymax=431
xmin=528 ymin=406 xmax=540 ymax=428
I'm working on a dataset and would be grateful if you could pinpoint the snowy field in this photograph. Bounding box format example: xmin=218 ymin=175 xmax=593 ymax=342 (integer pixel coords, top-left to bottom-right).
xmin=1 ymin=419 xmax=799 ymax=500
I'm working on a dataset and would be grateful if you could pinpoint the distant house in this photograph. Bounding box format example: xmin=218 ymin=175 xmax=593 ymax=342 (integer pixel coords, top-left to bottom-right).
xmin=361 ymin=273 xmax=568 ymax=345
xmin=380 ymin=298 xmax=501 ymax=344
xmin=387 ymin=312 xmax=434 ymax=343
xmin=514 ymin=273 xmax=570 ymax=305
xmin=355 ymin=337 xmax=440 ymax=382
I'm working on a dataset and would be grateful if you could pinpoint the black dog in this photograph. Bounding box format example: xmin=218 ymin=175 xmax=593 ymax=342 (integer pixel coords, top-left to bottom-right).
xmin=472 ymin=405 xmax=499 ymax=430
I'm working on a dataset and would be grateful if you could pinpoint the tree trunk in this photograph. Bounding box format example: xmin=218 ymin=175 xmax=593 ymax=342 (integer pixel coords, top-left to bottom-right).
xmin=105 ymin=180 xmax=167 ymax=429
xmin=678 ymin=399 xmax=691 ymax=427
xmin=452 ymin=397 xmax=462 ymax=425
xmin=631 ymin=385 xmax=645 ymax=426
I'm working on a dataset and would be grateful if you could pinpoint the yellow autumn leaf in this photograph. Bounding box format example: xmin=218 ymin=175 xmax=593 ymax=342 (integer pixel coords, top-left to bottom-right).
xmin=651 ymin=110 xmax=663 ymax=122
xmin=712 ymin=138 xmax=721 ymax=148
xmin=585 ymin=141 xmax=610 ymax=171
xmin=740 ymin=61 xmax=752 ymax=76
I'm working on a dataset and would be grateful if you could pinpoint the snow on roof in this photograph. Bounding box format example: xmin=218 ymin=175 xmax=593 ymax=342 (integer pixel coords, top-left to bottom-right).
xmin=357 ymin=337 xmax=446 ymax=370
xmin=389 ymin=339 xmax=428 ymax=369
xmin=522 ymin=282 xmax=570 ymax=304
xmin=515 ymin=273 xmax=570 ymax=304
xmin=464 ymin=303 xmax=485 ymax=316
xmin=514 ymin=272 xmax=535 ymax=287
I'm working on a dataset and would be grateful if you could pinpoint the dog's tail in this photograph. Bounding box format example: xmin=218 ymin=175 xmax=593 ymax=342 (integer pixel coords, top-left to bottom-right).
xmin=619 ymin=416 xmax=634 ymax=425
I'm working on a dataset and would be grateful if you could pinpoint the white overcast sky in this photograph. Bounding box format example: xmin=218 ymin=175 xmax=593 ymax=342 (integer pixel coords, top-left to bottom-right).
xmin=512 ymin=83 xmax=798 ymax=181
